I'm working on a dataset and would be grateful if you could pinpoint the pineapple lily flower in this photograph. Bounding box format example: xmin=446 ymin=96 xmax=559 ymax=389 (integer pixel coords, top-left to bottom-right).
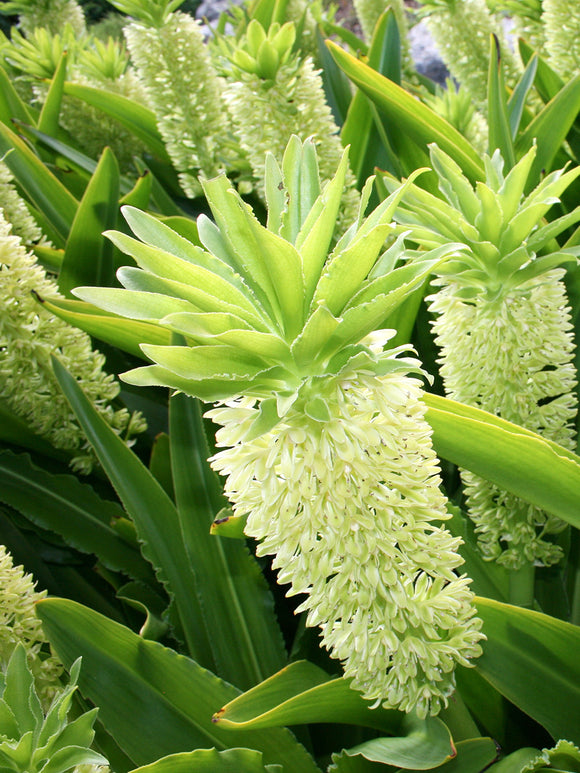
xmin=75 ymin=137 xmax=484 ymax=717
xmin=383 ymin=144 xmax=580 ymax=571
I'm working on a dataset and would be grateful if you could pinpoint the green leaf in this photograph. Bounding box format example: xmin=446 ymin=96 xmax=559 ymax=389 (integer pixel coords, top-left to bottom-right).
xmin=515 ymin=73 xmax=580 ymax=184
xmin=51 ymin=356 xmax=216 ymax=668
xmin=63 ymin=81 xmax=171 ymax=163
xmin=0 ymin=64 xmax=35 ymax=126
xmin=340 ymin=716 xmax=455 ymax=768
xmin=0 ymin=399 xmax=71 ymax=462
xmin=37 ymin=599 xmax=320 ymax=771
xmin=214 ymin=660 xmax=437 ymax=735
xmin=487 ymin=34 xmax=515 ymax=168
xmin=475 ymin=596 xmax=580 ymax=744
xmin=507 ymin=55 xmax=538 ymax=140
xmin=0 ymin=121 xmax=78 ymax=246
xmin=129 ymin=748 xmax=274 ymax=772
xmin=485 ymin=748 xmax=539 ymax=772
xmin=0 ymin=450 xmax=154 ymax=583
xmin=37 ymin=50 xmax=67 ymax=137
xmin=423 ymin=393 xmax=580 ymax=529
xmin=169 ymin=393 xmax=287 ymax=691
xmin=328 ymin=41 xmax=484 ymax=184
xmin=58 ymin=147 xmax=120 ymax=296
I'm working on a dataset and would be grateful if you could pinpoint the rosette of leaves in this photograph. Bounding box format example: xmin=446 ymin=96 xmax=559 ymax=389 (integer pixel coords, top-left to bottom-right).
xmin=74 ymin=136 xmax=484 ymax=718
xmin=0 ymin=644 xmax=108 ymax=773
xmin=384 ymin=143 xmax=580 ymax=573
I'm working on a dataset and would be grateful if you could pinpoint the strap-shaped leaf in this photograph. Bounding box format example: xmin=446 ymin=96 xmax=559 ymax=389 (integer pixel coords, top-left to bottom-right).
xmin=51 ymin=357 xmax=216 ymax=668
xmin=0 ymin=64 xmax=35 ymax=126
xmin=169 ymin=394 xmax=287 ymax=690
xmin=59 ymin=147 xmax=120 ymax=297
xmin=36 ymin=599 xmax=320 ymax=771
xmin=514 ymin=72 xmax=580 ymax=185
xmin=487 ymin=34 xmax=515 ymax=169
xmin=328 ymin=41 xmax=484 ymax=183
xmin=37 ymin=50 xmax=67 ymax=137
xmin=63 ymin=82 xmax=171 ymax=163
xmin=279 ymin=135 xmax=322 ymax=245
xmin=160 ymin=311 xmax=252 ymax=337
xmin=475 ymin=596 xmax=580 ymax=744
xmin=0 ymin=120 xmax=78 ymax=246
xmin=130 ymin=748 xmax=275 ymax=773
xmin=0 ymin=450 xmax=154 ymax=584
xmin=423 ymin=393 xmax=580 ymax=528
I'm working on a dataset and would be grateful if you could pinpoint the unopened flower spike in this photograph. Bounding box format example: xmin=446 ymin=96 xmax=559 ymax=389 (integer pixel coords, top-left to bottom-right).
xmin=75 ymin=136 xmax=484 ymax=718
xmin=384 ymin=143 xmax=580 ymax=569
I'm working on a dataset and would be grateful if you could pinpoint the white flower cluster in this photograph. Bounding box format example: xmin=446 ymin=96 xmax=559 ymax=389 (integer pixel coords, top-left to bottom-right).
xmin=430 ymin=271 xmax=577 ymax=567
xmin=208 ymin=365 xmax=484 ymax=718
xmin=0 ymin=212 xmax=146 ymax=472
xmin=0 ymin=544 xmax=62 ymax=708
xmin=124 ymin=12 xmax=229 ymax=196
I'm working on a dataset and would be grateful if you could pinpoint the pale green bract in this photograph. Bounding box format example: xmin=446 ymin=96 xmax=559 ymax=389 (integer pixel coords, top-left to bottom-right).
xmin=75 ymin=136 xmax=484 ymax=717
xmin=0 ymin=644 xmax=108 ymax=773
xmin=385 ymin=143 xmax=580 ymax=568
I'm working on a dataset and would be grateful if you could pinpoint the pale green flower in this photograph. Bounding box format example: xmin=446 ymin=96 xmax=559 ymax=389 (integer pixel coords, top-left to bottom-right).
xmin=124 ymin=11 xmax=230 ymax=196
xmin=4 ymin=0 xmax=86 ymax=37
xmin=75 ymin=137 xmax=484 ymax=716
xmin=218 ymin=20 xmax=360 ymax=223
xmin=208 ymin=355 xmax=483 ymax=717
xmin=386 ymin=144 xmax=580 ymax=568
xmin=543 ymin=0 xmax=580 ymax=80
xmin=0 ymin=212 xmax=146 ymax=473
xmin=0 ymin=160 xmax=45 ymax=245
xmin=0 ymin=544 xmax=62 ymax=708
xmin=417 ymin=0 xmax=519 ymax=107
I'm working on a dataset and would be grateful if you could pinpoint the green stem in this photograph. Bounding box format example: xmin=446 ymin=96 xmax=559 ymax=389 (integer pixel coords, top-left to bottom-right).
xmin=508 ymin=562 xmax=535 ymax=608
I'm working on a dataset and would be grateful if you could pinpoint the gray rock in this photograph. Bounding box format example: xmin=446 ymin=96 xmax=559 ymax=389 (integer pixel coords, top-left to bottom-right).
xmin=409 ymin=20 xmax=449 ymax=86
xmin=196 ymin=0 xmax=244 ymax=24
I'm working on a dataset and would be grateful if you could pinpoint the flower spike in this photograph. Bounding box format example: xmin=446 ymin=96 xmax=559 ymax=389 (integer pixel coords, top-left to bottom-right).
xmin=76 ymin=137 xmax=484 ymax=716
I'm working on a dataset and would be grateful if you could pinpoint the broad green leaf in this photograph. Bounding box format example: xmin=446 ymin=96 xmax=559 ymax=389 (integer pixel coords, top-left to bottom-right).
xmin=59 ymin=147 xmax=120 ymax=296
xmin=485 ymin=749 xmax=543 ymax=772
xmin=487 ymin=34 xmax=515 ymax=168
xmin=423 ymin=393 xmax=580 ymax=528
xmin=328 ymin=41 xmax=484 ymax=183
xmin=120 ymin=170 xmax=153 ymax=209
xmin=317 ymin=25 xmax=352 ymax=126
xmin=37 ymin=50 xmax=67 ymax=137
xmin=0 ymin=121 xmax=78 ymax=246
xmin=169 ymin=393 xmax=287 ymax=691
xmin=129 ymin=747 xmax=275 ymax=772
xmin=36 ymin=296 xmax=171 ymax=359
xmin=3 ymin=644 xmax=41 ymax=735
xmin=515 ymin=73 xmax=580 ymax=184
xmin=0 ymin=450 xmax=154 ymax=583
xmin=475 ymin=596 xmax=580 ymax=744
xmin=332 ymin=738 xmax=498 ymax=773
xmin=37 ymin=599 xmax=320 ymax=771
xmin=63 ymin=81 xmax=171 ymax=163
xmin=51 ymin=357 xmax=216 ymax=668
xmin=340 ymin=716 xmax=454 ymax=768
xmin=73 ymin=286 xmax=196 ymax=321
xmin=213 ymin=660 xmax=445 ymax=738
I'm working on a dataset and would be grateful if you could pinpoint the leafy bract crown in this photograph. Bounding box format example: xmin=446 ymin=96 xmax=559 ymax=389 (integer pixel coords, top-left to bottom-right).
xmin=75 ymin=137 xmax=456 ymax=418
xmin=386 ymin=144 xmax=580 ymax=300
